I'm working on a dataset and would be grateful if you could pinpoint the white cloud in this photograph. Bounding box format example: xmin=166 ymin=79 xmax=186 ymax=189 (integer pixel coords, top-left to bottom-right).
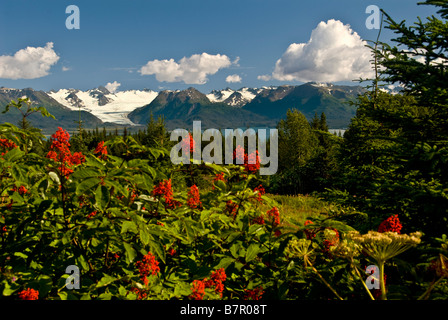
xmin=139 ymin=53 xmax=233 ymax=84
xmin=257 ymin=74 xmax=272 ymax=81
xmin=105 ymin=81 xmax=121 ymax=93
xmin=62 ymin=66 xmax=71 ymax=72
xmin=226 ymin=74 xmax=242 ymax=83
xmin=0 ymin=42 xmax=60 ymax=80
xmin=269 ymin=20 xmax=374 ymax=82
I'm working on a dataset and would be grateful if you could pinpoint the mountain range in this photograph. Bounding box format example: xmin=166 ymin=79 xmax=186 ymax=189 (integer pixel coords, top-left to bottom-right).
xmin=0 ymin=82 xmax=371 ymax=133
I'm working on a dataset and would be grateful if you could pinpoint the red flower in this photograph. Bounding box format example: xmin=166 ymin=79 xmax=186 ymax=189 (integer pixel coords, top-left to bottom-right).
xmin=208 ymin=268 xmax=226 ymax=297
xmin=232 ymin=145 xmax=260 ymax=173
xmin=245 ymin=150 xmax=260 ymax=173
xmin=135 ymin=252 xmax=160 ymax=285
xmin=167 ymin=247 xmax=177 ymax=256
xmin=190 ymin=279 xmax=206 ymax=300
xmin=225 ymin=200 xmax=238 ymax=217
xmin=94 ymin=141 xmax=108 ymax=159
xmin=252 ymin=215 xmax=265 ymax=225
xmin=18 ymin=288 xmax=39 ymax=300
xmin=233 ymin=145 xmax=246 ymax=164
xmin=0 ymin=138 xmax=17 ymax=156
xmin=130 ymin=287 xmax=148 ymax=300
xmin=87 ymin=210 xmax=97 ymax=220
xmin=266 ymin=207 xmax=280 ymax=227
xmin=152 ymin=179 xmax=181 ymax=209
xmin=181 ymin=133 xmax=196 ymax=154
xmin=253 ymin=184 xmax=265 ymax=202
xmin=323 ymin=228 xmax=340 ymax=254
xmin=187 ymin=185 xmax=201 ymax=209
xmin=212 ymin=172 xmax=226 ymax=190
xmin=190 ymin=268 xmax=227 ymax=300
xmin=304 ymin=220 xmax=316 ymax=240
xmin=46 ymin=127 xmax=85 ymax=179
xmin=152 ymin=179 xmax=173 ymax=199
xmin=243 ymin=286 xmax=264 ymax=300
xmin=378 ymin=214 xmax=402 ymax=233
xmin=12 ymin=185 xmax=28 ymax=195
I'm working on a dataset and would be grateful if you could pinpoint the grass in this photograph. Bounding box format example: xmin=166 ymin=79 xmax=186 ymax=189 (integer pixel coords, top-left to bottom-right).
xmin=264 ymin=193 xmax=335 ymax=230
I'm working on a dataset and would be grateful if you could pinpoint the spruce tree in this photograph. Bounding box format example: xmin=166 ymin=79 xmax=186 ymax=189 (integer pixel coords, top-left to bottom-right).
xmin=337 ymin=0 xmax=448 ymax=236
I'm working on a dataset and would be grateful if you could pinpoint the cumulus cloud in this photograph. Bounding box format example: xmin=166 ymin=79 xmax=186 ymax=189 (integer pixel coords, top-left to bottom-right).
xmin=139 ymin=53 xmax=233 ymax=84
xmin=0 ymin=42 xmax=60 ymax=79
xmin=265 ymin=20 xmax=373 ymax=82
xmin=226 ymin=74 xmax=242 ymax=83
xmin=105 ymin=81 xmax=121 ymax=93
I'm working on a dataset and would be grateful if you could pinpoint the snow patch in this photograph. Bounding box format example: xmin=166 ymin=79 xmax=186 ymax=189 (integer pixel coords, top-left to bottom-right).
xmin=48 ymin=88 xmax=158 ymax=125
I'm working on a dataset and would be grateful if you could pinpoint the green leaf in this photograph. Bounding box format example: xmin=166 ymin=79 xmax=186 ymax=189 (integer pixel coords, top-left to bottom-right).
xmin=121 ymin=221 xmax=138 ymax=234
xmin=215 ymin=257 xmax=235 ymax=269
xmin=96 ymin=274 xmax=117 ymax=288
xmin=95 ymin=185 xmax=110 ymax=211
xmin=2 ymin=281 xmax=19 ymax=296
xmin=214 ymin=179 xmax=227 ymax=191
xmin=71 ymin=168 xmax=102 ymax=180
xmin=139 ymin=225 xmax=151 ymax=245
xmin=2 ymin=148 xmax=24 ymax=162
xmin=230 ymin=242 xmax=242 ymax=258
xmin=123 ymin=242 xmax=137 ymax=263
xmin=36 ymin=275 xmax=53 ymax=297
xmin=76 ymin=177 xmax=101 ymax=195
xmin=245 ymin=243 xmax=260 ymax=262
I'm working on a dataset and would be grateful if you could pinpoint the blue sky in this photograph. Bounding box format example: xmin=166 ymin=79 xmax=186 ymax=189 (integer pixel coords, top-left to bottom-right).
xmin=0 ymin=0 xmax=439 ymax=93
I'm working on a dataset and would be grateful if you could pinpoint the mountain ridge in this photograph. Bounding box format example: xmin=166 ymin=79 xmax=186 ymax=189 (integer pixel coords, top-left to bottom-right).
xmin=0 ymin=82 xmax=372 ymax=132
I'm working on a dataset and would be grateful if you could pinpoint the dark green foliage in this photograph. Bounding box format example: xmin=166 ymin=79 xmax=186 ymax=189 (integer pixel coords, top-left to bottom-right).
xmin=331 ymin=0 xmax=448 ymax=237
xmin=268 ymin=109 xmax=340 ymax=195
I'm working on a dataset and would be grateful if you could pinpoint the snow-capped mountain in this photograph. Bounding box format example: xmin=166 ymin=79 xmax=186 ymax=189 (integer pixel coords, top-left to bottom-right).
xmin=48 ymin=87 xmax=158 ymax=125
xmin=206 ymin=87 xmax=262 ymax=107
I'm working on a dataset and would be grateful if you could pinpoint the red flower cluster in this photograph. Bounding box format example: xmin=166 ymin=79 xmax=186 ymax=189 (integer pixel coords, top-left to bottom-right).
xmin=152 ymin=179 xmax=181 ymax=209
xmin=212 ymin=172 xmax=226 ymax=190
xmin=245 ymin=150 xmax=261 ymax=173
xmin=233 ymin=145 xmax=245 ymax=164
xmin=130 ymin=287 xmax=148 ymax=300
xmin=94 ymin=141 xmax=108 ymax=160
xmin=190 ymin=268 xmax=227 ymax=300
xmin=225 ymin=200 xmax=238 ymax=217
xmin=378 ymin=214 xmax=402 ymax=233
xmin=251 ymin=207 xmax=280 ymax=231
xmin=87 ymin=210 xmax=97 ymax=220
xmin=323 ymin=228 xmax=340 ymax=253
xmin=18 ymin=288 xmax=39 ymax=300
xmin=266 ymin=207 xmax=280 ymax=227
xmin=187 ymin=185 xmax=201 ymax=209
xmin=181 ymin=133 xmax=196 ymax=154
xmin=190 ymin=279 xmax=206 ymax=300
xmin=304 ymin=220 xmax=316 ymax=240
xmin=135 ymin=252 xmax=160 ymax=286
xmin=167 ymin=247 xmax=177 ymax=256
xmin=243 ymin=286 xmax=265 ymax=300
xmin=252 ymin=215 xmax=265 ymax=225
xmin=233 ymin=145 xmax=261 ymax=173
xmin=0 ymin=138 xmax=17 ymax=156
xmin=253 ymin=184 xmax=265 ymax=202
xmin=12 ymin=185 xmax=28 ymax=195
xmin=46 ymin=127 xmax=85 ymax=178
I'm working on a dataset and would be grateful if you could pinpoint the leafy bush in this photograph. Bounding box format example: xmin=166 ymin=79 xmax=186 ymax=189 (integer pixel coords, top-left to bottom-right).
xmin=0 ymin=123 xmax=446 ymax=300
